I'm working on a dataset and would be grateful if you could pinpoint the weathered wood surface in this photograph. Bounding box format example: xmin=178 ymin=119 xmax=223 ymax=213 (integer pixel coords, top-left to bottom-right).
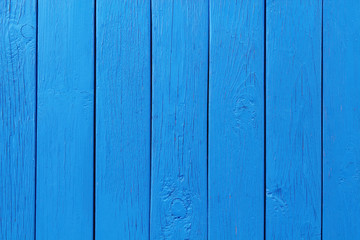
xmin=0 ymin=0 xmax=36 ymax=239
xmin=2 ymin=1 xmax=360 ymax=239
xmin=323 ymin=1 xmax=360 ymax=239
xmin=150 ymin=0 xmax=208 ymax=239
xmin=266 ymin=0 xmax=322 ymax=238
xmin=96 ymin=0 xmax=151 ymax=239
xmin=36 ymin=0 xmax=94 ymax=239
xmin=209 ymin=0 xmax=264 ymax=239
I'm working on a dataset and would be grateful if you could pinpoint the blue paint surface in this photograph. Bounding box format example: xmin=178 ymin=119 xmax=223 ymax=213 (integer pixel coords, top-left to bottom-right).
xmin=96 ymin=0 xmax=151 ymax=239
xmin=266 ymin=0 xmax=322 ymax=238
xmin=0 ymin=0 xmax=36 ymax=239
xmin=150 ymin=1 xmax=208 ymax=239
xmin=1 ymin=1 xmax=360 ymax=239
xmin=209 ymin=0 xmax=264 ymax=239
xmin=323 ymin=1 xmax=360 ymax=238
xmin=36 ymin=0 xmax=94 ymax=239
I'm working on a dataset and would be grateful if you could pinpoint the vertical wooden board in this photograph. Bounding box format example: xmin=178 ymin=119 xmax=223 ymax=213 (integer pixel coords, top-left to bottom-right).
xmin=96 ymin=0 xmax=151 ymax=239
xmin=36 ymin=0 xmax=94 ymax=239
xmin=0 ymin=0 xmax=36 ymax=239
xmin=150 ymin=0 xmax=208 ymax=239
xmin=266 ymin=0 xmax=321 ymax=238
xmin=323 ymin=1 xmax=360 ymax=239
xmin=208 ymin=0 xmax=264 ymax=239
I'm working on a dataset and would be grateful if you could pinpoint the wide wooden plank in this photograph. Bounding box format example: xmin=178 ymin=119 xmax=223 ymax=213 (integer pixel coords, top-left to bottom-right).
xmin=0 ymin=0 xmax=36 ymax=239
xmin=208 ymin=0 xmax=264 ymax=239
xmin=266 ymin=0 xmax=321 ymax=238
xmin=150 ymin=1 xmax=208 ymax=239
xmin=323 ymin=1 xmax=360 ymax=239
xmin=36 ymin=1 xmax=94 ymax=239
xmin=95 ymin=1 xmax=151 ymax=239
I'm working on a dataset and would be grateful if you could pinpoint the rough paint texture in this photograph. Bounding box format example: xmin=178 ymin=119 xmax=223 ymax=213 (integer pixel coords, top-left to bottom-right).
xmin=96 ymin=0 xmax=151 ymax=239
xmin=3 ymin=1 xmax=360 ymax=239
xmin=150 ymin=0 xmax=208 ymax=239
xmin=323 ymin=1 xmax=360 ymax=239
xmin=36 ymin=1 xmax=94 ymax=239
xmin=266 ymin=0 xmax=321 ymax=239
xmin=209 ymin=0 xmax=264 ymax=239
xmin=0 ymin=0 xmax=36 ymax=239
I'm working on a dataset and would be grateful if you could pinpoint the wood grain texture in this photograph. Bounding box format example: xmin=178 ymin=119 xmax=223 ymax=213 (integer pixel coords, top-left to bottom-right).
xmin=95 ymin=0 xmax=151 ymax=239
xmin=0 ymin=0 xmax=36 ymax=239
xmin=150 ymin=0 xmax=208 ymax=239
xmin=36 ymin=0 xmax=94 ymax=239
xmin=208 ymin=0 xmax=264 ymax=239
xmin=323 ymin=1 xmax=360 ymax=239
xmin=266 ymin=0 xmax=321 ymax=238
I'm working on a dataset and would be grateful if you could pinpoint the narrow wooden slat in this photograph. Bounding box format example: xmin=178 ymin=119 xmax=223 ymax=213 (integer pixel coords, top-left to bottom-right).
xmin=95 ymin=1 xmax=151 ymax=239
xmin=323 ymin=1 xmax=360 ymax=238
xmin=266 ymin=0 xmax=322 ymax=238
xmin=208 ymin=0 xmax=264 ymax=239
xmin=150 ymin=1 xmax=208 ymax=239
xmin=36 ymin=1 xmax=94 ymax=239
xmin=0 ymin=0 xmax=36 ymax=239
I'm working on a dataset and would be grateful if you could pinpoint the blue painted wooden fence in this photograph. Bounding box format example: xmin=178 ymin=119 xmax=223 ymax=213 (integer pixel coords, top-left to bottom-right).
xmin=1 ymin=0 xmax=359 ymax=239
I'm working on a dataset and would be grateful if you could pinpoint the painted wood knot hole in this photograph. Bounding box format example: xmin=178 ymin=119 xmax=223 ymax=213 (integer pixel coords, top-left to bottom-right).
xmin=170 ymin=198 xmax=187 ymax=219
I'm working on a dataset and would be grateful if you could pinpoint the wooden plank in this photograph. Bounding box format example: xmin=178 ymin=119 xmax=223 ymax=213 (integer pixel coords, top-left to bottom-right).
xmin=323 ymin=1 xmax=360 ymax=238
xmin=150 ymin=0 xmax=208 ymax=239
xmin=208 ymin=0 xmax=264 ymax=239
xmin=36 ymin=1 xmax=94 ymax=239
xmin=266 ymin=0 xmax=321 ymax=238
xmin=0 ymin=0 xmax=36 ymax=239
xmin=95 ymin=1 xmax=151 ymax=239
